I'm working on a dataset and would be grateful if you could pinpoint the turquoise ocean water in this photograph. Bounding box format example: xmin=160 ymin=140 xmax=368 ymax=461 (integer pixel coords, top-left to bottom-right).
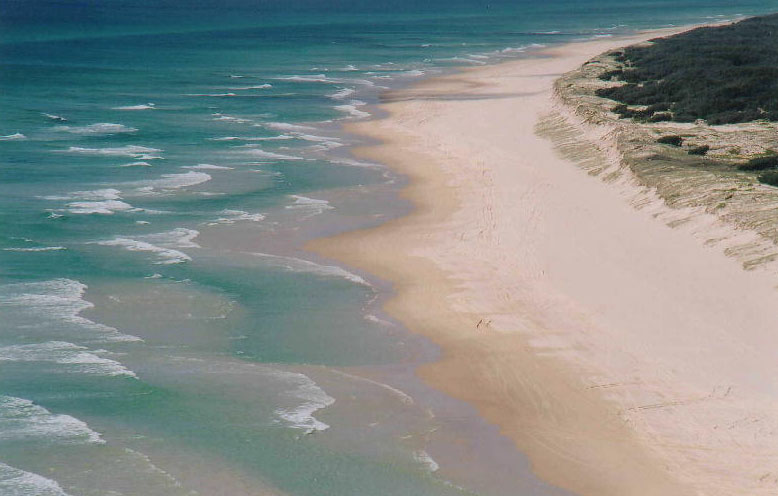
xmin=1 ymin=1 xmax=776 ymax=495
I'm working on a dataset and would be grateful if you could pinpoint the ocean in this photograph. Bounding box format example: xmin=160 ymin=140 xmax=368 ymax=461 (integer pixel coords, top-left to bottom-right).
xmin=1 ymin=1 xmax=775 ymax=495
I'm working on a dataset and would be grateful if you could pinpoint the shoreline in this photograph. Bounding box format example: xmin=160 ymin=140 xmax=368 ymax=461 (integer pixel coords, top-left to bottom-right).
xmin=309 ymin=25 xmax=778 ymax=496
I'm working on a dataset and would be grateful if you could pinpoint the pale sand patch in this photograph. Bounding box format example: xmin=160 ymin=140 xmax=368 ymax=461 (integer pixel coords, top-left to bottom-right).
xmin=311 ymin=28 xmax=778 ymax=496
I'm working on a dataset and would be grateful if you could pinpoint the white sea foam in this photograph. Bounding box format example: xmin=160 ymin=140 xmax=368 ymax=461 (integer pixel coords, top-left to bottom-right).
xmin=0 ymin=133 xmax=27 ymax=141
xmin=120 ymin=161 xmax=153 ymax=167
xmin=207 ymin=209 xmax=265 ymax=225
xmin=60 ymin=145 xmax=162 ymax=160
xmin=0 ymin=395 xmax=104 ymax=444
xmin=181 ymin=163 xmax=234 ymax=170
xmin=436 ymin=56 xmax=486 ymax=65
xmin=3 ymin=246 xmax=66 ymax=252
xmin=227 ymin=84 xmax=273 ymax=90
xmin=208 ymin=135 xmax=294 ymax=142
xmin=364 ymin=314 xmax=394 ymax=327
xmin=186 ymin=92 xmax=237 ymax=97
xmin=211 ymin=113 xmax=252 ymax=124
xmin=276 ymin=74 xmax=375 ymax=87
xmin=273 ymin=371 xmax=335 ymax=434
xmin=0 ymin=462 xmax=72 ymax=496
xmin=275 ymin=74 xmax=334 ymax=84
xmin=96 ymin=228 xmax=199 ymax=265
xmin=260 ymin=122 xmax=315 ymax=132
xmin=43 ymin=189 xmax=141 ymax=215
xmin=113 ymin=103 xmax=155 ymax=110
xmin=285 ymin=195 xmax=333 ymax=217
xmin=500 ymin=43 xmax=546 ymax=54
xmin=96 ymin=237 xmax=190 ymax=264
xmin=327 ymin=157 xmax=381 ymax=168
xmin=42 ymin=113 xmax=67 ymax=122
xmin=66 ymin=200 xmax=139 ymax=215
xmin=44 ymin=188 xmax=121 ymax=202
xmin=129 ymin=171 xmax=212 ymax=193
xmin=239 ymin=147 xmax=304 ymax=161
xmin=53 ymin=123 xmax=137 ymax=135
xmin=413 ymin=450 xmax=440 ymax=472
xmin=0 ymin=341 xmax=137 ymax=378
xmin=251 ymin=252 xmax=369 ymax=286
xmin=293 ymin=133 xmax=343 ymax=150
xmin=328 ymin=87 xmax=356 ymax=100
xmin=404 ymin=69 xmax=425 ymax=77
xmin=334 ymin=102 xmax=370 ymax=119
xmin=0 ymin=279 xmax=140 ymax=342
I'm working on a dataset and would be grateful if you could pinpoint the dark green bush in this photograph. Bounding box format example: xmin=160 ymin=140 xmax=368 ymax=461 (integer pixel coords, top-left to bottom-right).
xmin=737 ymin=155 xmax=778 ymax=171
xmin=688 ymin=145 xmax=710 ymax=156
xmin=758 ymin=170 xmax=778 ymax=186
xmin=649 ymin=112 xmax=672 ymax=122
xmin=595 ymin=14 xmax=778 ymax=124
xmin=657 ymin=135 xmax=683 ymax=146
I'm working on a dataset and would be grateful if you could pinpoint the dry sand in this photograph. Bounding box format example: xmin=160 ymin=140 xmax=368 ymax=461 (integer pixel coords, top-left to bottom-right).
xmin=310 ymin=30 xmax=778 ymax=496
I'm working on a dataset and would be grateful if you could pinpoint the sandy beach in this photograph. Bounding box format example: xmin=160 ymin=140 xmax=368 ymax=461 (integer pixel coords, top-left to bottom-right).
xmin=310 ymin=28 xmax=778 ymax=496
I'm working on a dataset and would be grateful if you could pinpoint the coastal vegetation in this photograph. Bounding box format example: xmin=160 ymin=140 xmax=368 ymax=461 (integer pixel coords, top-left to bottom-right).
xmin=687 ymin=145 xmax=710 ymax=156
xmin=656 ymin=135 xmax=683 ymax=146
xmin=588 ymin=14 xmax=778 ymax=187
xmin=597 ymin=14 xmax=778 ymax=125
xmin=758 ymin=170 xmax=778 ymax=187
xmin=737 ymin=154 xmax=778 ymax=171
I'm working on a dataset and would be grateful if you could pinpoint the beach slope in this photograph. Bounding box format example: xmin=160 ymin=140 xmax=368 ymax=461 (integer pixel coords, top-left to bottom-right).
xmin=311 ymin=31 xmax=778 ymax=496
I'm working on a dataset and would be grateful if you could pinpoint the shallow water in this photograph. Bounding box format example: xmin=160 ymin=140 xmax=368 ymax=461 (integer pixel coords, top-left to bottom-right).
xmin=1 ymin=1 xmax=777 ymax=495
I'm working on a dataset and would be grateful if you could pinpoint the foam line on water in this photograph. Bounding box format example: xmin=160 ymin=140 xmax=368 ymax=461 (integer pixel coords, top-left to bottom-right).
xmin=43 ymin=189 xmax=141 ymax=215
xmin=226 ymin=84 xmax=273 ymax=90
xmin=181 ymin=163 xmax=234 ymax=170
xmin=0 ymin=279 xmax=140 ymax=342
xmin=59 ymin=145 xmax=162 ymax=160
xmin=3 ymin=246 xmax=66 ymax=252
xmin=208 ymin=135 xmax=294 ymax=142
xmin=272 ymin=370 xmax=335 ymax=434
xmin=259 ymin=121 xmax=315 ymax=132
xmin=113 ymin=103 xmax=155 ymax=110
xmin=0 ymin=341 xmax=138 ymax=378
xmin=206 ymin=209 xmax=265 ymax=225
xmin=250 ymin=252 xmax=370 ymax=286
xmin=237 ymin=147 xmax=304 ymax=161
xmin=127 ymin=171 xmax=212 ymax=195
xmin=285 ymin=195 xmax=334 ymax=218
xmin=42 ymin=113 xmax=67 ymax=121
xmin=0 ymin=462 xmax=71 ymax=496
xmin=53 ymin=123 xmax=137 ymax=135
xmin=413 ymin=450 xmax=440 ymax=473
xmin=211 ymin=113 xmax=252 ymax=124
xmin=95 ymin=228 xmax=199 ymax=265
xmin=0 ymin=395 xmax=104 ymax=444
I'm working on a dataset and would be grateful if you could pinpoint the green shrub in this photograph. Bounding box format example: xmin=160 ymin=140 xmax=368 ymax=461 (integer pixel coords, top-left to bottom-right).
xmin=594 ymin=14 xmax=778 ymax=124
xmin=737 ymin=155 xmax=778 ymax=171
xmin=649 ymin=113 xmax=672 ymax=122
xmin=758 ymin=170 xmax=778 ymax=186
xmin=688 ymin=145 xmax=710 ymax=156
xmin=657 ymin=135 xmax=683 ymax=146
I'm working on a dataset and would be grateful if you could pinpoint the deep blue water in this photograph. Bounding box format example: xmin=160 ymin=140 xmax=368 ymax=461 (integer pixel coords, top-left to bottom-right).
xmin=1 ymin=1 xmax=776 ymax=495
